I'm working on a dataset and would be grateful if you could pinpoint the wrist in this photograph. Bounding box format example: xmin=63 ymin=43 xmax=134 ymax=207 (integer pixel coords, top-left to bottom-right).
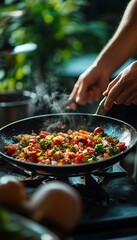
xmin=93 ymin=59 xmax=113 ymax=80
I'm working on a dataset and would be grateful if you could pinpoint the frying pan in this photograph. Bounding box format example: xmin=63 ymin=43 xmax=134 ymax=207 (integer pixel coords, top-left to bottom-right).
xmin=0 ymin=113 xmax=137 ymax=176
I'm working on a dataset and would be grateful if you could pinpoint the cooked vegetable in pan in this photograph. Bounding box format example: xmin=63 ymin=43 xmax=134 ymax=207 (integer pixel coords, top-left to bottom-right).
xmin=5 ymin=127 xmax=127 ymax=166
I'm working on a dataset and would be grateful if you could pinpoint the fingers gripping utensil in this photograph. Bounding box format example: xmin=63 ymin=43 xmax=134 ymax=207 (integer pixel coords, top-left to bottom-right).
xmin=62 ymin=97 xmax=108 ymax=115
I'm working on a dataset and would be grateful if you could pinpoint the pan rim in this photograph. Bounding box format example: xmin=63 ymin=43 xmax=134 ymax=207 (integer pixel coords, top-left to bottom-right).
xmin=0 ymin=112 xmax=137 ymax=132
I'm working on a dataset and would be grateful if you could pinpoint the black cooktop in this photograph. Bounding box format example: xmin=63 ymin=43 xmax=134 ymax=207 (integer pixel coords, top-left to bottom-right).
xmin=72 ymin=164 xmax=137 ymax=240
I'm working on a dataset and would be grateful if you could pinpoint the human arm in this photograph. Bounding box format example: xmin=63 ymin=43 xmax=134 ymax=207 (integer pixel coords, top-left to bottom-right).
xmin=69 ymin=0 xmax=137 ymax=107
xmin=103 ymin=60 xmax=137 ymax=109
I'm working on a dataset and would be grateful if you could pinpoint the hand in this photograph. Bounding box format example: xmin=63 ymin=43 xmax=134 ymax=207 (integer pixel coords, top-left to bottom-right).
xmin=69 ymin=64 xmax=110 ymax=109
xmin=103 ymin=61 xmax=137 ymax=110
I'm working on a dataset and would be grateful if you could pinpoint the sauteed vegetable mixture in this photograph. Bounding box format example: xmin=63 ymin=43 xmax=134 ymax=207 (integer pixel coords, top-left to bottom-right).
xmin=5 ymin=127 xmax=127 ymax=165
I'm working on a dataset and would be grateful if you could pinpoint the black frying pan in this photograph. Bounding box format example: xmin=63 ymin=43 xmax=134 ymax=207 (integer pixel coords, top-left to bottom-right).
xmin=0 ymin=113 xmax=137 ymax=176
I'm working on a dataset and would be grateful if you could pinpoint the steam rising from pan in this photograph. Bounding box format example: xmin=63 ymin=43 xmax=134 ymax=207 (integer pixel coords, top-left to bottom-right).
xmin=33 ymin=74 xmax=70 ymax=115
xmin=39 ymin=114 xmax=97 ymax=133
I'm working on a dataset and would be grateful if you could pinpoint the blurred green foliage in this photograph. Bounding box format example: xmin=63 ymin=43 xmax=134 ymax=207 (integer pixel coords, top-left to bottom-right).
xmin=0 ymin=0 xmax=112 ymax=92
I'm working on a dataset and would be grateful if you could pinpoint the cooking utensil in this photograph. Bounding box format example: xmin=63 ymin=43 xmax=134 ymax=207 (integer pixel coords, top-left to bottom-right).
xmin=62 ymin=96 xmax=107 ymax=115
xmin=61 ymin=98 xmax=77 ymax=112
xmin=0 ymin=113 xmax=137 ymax=176
xmin=95 ymin=97 xmax=108 ymax=115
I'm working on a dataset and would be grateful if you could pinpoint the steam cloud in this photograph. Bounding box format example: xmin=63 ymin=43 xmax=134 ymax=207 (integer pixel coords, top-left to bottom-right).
xmin=33 ymin=74 xmax=70 ymax=115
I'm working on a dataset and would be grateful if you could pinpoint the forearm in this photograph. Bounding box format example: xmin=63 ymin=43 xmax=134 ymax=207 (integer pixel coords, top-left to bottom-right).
xmin=94 ymin=0 xmax=137 ymax=77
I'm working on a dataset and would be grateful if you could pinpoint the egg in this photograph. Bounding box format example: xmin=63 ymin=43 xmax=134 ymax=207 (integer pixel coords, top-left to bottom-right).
xmin=30 ymin=181 xmax=82 ymax=235
xmin=0 ymin=175 xmax=28 ymax=208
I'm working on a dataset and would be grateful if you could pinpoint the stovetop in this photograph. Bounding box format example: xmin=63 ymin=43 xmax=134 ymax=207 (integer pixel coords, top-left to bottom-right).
xmin=72 ymin=164 xmax=137 ymax=240
xmin=1 ymin=158 xmax=137 ymax=240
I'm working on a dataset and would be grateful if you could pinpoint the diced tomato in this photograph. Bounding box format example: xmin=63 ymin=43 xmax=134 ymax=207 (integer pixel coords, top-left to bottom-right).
xmin=93 ymin=127 xmax=104 ymax=135
xmin=53 ymin=139 xmax=62 ymax=146
xmin=5 ymin=144 xmax=16 ymax=155
xmin=86 ymin=147 xmax=95 ymax=154
xmin=68 ymin=152 xmax=77 ymax=159
xmin=27 ymin=154 xmax=37 ymax=162
xmin=75 ymin=153 xmax=85 ymax=164
xmin=87 ymin=139 xmax=96 ymax=148
xmin=39 ymin=133 xmax=46 ymax=139
xmin=35 ymin=143 xmax=41 ymax=150
xmin=117 ymin=142 xmax=127 ymax=151
xmin=78 ymin=138 xmax=87 ymax=145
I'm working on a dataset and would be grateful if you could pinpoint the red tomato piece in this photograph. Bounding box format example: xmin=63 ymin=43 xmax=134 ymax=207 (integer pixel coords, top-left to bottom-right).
xmin=68 ymin=152 xmax=77 ymax=159
xmin=6 ymin=144 xmax=15 ymax=155
xmin=39 ymin=133 xmax=46 ymax=139
xmin=93 ymin=127 xmax=104 ymax=135
xmin=87 ymin=139 xmax=97 ymax=148
xmin=117 ymin=142 xmax=126 ymax=150
xmin=53 ymin=139 xmax=62 ymax=146
xmin=75 ymin=153 xmax=85 ymax=164
xmin=86 ymin=147 xmax=95 ymax=155
xmin=78 ymin=138 xmax=87 ymax=145
xmin=27 ymin=154 xmax=37 ymax=162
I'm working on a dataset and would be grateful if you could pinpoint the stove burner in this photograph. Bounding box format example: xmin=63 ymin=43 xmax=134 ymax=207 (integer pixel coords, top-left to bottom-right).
xmin=41 ymin=173 xmax=108 ymax=206
xmin=0 ymin=156 xmax=128 ymax=205
xmin=40 ymin=163 xmax=127 ymax=206
xmin=0 ymin=157 xmax=45 ymax=186
xmin=81 ymin=174 xmax=109 ymax=205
